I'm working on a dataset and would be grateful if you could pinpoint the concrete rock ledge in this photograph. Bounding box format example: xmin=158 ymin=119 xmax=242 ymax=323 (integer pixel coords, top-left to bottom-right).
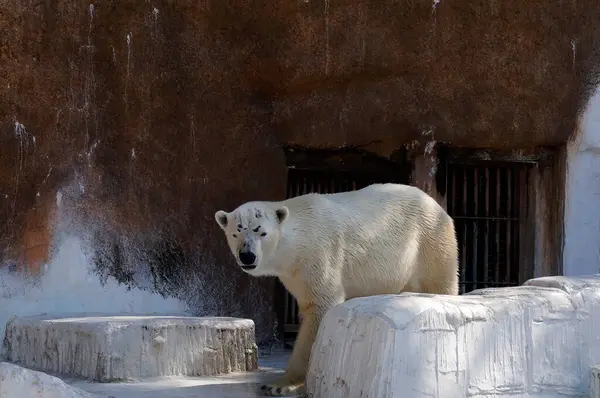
xmin=307 ymin=275 xmax=600 ymax=398
xmin=0 ymin=362 xmax=95 ymax=398
xmin=2 ymin=314 xmax=258 ymax=381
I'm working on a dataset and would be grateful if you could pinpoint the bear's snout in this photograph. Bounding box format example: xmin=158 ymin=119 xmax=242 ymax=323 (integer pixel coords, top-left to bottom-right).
xmin=238 ymin=250 xmax=257 ymax=268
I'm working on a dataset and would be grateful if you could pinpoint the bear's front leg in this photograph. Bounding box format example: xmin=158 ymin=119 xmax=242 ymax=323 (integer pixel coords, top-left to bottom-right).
xmin=260 ymin=302 xmax=326 ymax=397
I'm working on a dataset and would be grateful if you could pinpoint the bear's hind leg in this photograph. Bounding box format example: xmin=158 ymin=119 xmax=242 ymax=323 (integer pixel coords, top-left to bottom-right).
xmin=260 ymin=301 xmax=318 ymax=396
xmin=260 ymin=293 xmax=343 ymax=396
xmin=419 ymin=259 xmax=459 ymax=296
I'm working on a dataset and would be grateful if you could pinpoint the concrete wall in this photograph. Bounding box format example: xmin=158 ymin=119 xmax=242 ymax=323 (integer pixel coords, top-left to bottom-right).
xmin=308 ymin=275 xmax=600 ymax=398
xmin=564 ymin=86 xmax=600 ymax=276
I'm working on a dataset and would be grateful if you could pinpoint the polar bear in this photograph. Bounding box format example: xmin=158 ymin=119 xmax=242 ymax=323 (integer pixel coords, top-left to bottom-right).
xmin=214 ymin=183 xmax=459 ymax=396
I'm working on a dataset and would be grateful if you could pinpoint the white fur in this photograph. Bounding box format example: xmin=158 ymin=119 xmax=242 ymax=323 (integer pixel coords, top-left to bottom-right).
xmin=215 ymin=183 xmax=459 ymax=396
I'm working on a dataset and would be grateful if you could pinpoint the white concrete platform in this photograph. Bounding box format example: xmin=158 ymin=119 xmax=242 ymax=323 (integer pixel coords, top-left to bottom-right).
xmin=307 ymin=275 xmax=600 ymax=398
xmin=0 ymin=361 xmax=94 ymax=398
xmin=2 ymin=314 xmax=258 ymax=382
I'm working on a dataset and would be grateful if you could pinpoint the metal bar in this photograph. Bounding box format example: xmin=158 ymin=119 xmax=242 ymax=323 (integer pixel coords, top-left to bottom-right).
xmin=292 ymin=297 xmax=298 ymax=324
xmin=472 ymin=167 xmax=479 ymax=291
xmin=483 ymin=166 xmax=490 ymax=288
xmin=451 ymin=164 xmax=456 ymax=216
xmin=517 ymin=167 xmax=525 ymax=283
xmin=495 ymin=167 xmax=501 ymax=284
xmin=514 ymin=167 xmax=524 ymax=283
xmin=506 ymin=168 xmax=512 ymax=284
xmin=284 ymin=290 xmax=291 ymax=325
xmin=518 ymin=166 xmax=532 ymax=283
xmin=288 ymin=294 xmax=293 ymax=325
xmin=461 ymin=165 xmax=468 ymax=293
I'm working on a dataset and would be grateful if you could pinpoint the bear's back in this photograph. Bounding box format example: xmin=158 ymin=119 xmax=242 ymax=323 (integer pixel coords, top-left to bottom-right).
xmin=279 ymin=182 xmax=457 ymax=297
xmin=285 ymin=183 xmax=444 ymax=221
xmin=280 ymin=182 xmax=451 ymax=248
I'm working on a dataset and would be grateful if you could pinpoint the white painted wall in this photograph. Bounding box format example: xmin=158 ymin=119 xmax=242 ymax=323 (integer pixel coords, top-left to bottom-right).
xmin=308 ymin=275 xmax=600 ymax=398
xmin=0 ymin=236 xmax=188 ymax=351
xmin=564 ymin=86 xmax=600 ymax=276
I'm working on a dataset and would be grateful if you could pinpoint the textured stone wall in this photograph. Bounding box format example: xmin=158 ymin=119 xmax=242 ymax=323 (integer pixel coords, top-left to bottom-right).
xmin=1 ymin=0 xmax=599 ymax=341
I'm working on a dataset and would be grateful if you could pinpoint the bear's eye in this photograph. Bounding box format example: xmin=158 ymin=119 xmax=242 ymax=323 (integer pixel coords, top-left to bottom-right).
xmin=260 ymin=232 xmax=267 ymax=237
xmin=232 ymin=234 xmax=237 ymax=238
xmin=253 ymin=226 xmax=260 ymax=232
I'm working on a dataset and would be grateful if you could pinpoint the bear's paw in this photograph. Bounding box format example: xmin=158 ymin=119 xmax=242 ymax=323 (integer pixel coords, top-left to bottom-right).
xmin=260 ymin=378 xmax=305 ymax=397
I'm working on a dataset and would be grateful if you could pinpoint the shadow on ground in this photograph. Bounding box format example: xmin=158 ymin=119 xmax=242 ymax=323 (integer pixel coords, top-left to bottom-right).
xmin=67 ymin=351 xmax=301 ymax=398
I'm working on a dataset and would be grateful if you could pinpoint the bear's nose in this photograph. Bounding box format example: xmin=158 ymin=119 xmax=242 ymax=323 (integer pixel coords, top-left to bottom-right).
xmin=238 ymin=251 xmax=256 ymax=266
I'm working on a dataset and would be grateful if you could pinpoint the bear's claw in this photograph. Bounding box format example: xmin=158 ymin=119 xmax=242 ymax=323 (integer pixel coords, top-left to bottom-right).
xmin=260 ymin=381 xmax=305 ymax=396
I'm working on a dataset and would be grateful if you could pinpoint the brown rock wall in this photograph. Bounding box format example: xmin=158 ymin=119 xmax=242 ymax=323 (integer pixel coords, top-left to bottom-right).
xmin=1 ymin=0 xmax=599 ymax=341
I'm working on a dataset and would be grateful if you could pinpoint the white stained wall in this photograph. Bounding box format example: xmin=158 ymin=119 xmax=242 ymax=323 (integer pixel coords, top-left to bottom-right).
xmin=564 ymin=86 xmax=600 ymax=276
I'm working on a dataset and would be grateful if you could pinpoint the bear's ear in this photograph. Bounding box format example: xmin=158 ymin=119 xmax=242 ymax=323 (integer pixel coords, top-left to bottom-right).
xmin=215 ymin=210 xmax=229 ymax=229
xmin=275 ymin=206 xmax=289 ymax=224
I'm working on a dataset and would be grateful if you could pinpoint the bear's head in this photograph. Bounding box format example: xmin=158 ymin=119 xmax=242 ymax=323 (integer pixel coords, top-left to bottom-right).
xmin=214 ymin=202 xmax=289 ymax=276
